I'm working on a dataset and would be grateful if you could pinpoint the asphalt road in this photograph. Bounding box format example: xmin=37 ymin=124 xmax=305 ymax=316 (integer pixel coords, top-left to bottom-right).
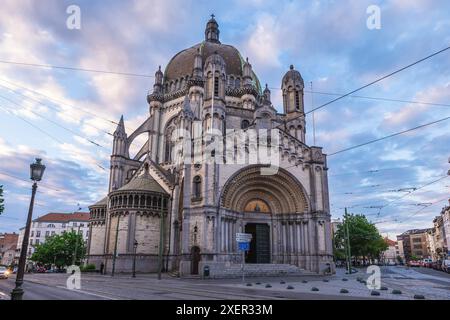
xmin=0 ymin=266 xmax=449 ymax=300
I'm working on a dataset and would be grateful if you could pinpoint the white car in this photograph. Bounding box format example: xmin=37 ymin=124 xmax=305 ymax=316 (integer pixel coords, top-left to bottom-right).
xmin=442 ymin=260 xmax=450 ymax=273
xmin=0 ymin=266 xmax=10 ymax=279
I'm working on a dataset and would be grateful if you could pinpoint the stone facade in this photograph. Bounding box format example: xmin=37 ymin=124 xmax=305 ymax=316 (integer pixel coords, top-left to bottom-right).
xmin=87 ymin=17 xmax=334 ymax=277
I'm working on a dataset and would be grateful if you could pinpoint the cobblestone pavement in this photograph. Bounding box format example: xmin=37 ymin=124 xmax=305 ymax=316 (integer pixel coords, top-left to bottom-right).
xmin=0 ymin=266 xmax=449 ymax=300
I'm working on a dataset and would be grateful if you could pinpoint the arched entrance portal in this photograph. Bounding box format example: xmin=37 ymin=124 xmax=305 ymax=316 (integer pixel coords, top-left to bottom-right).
xmin=191 ymin=246 xmax=201 ymax=275
xmin=221 ymin=166 xmax=310 ymax=265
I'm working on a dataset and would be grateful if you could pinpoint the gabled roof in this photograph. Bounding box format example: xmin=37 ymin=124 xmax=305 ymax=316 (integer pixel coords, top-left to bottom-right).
xmin=34 ymin=212 xmax=90 ymax=223
xmin=384 ymin=238 xmax=396 ymax=246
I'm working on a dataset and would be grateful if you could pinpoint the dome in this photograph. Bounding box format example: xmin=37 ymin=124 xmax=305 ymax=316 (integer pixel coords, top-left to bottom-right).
xmin=282 ymin=65 xmax=304 ymax=87
xmin=163 ymin=17 xmax=262 ymax=93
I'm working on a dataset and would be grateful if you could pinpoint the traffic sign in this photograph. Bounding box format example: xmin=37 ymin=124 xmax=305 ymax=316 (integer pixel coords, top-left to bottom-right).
xmin=236 ymin=233 xmax=252 ymax=242
xmin=238 ymin=242 xmax=250 ymax=251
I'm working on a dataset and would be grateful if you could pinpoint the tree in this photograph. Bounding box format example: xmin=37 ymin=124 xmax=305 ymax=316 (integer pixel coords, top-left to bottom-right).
xmin=0 ymin=185 xmax=4 ymax=215
xmin=31 ymin=231 xmax=86 ymax=268
xmin=334 ymin=213 xmax=388 ymax=265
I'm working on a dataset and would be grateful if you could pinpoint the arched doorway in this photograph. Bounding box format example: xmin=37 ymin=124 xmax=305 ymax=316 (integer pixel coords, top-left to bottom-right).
xmin=191 ymin=246 xmax=201 ymax=275
xmin=245 ymin=223 xmax=270 ymax=263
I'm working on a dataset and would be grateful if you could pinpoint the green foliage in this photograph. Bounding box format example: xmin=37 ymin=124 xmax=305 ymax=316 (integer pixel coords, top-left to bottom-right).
xmin=30 ymin=231 xmax=86 ymax=267
xmin=396 ymin=255 xmax=403 ymax=264
xmin=0 ymin=185 xmax=4 ymax=215
xmin=333 ymin=213 xmax=388 ymax=263
xmin=80 ymin=264 xmax=96 ymax=272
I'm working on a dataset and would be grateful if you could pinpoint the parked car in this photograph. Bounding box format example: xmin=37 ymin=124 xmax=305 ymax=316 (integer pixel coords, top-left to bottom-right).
xmin=442 ymin=259 xmax=450 ymax=273
xmin=0 ymin=266 xmax=10 ymax=279
xmin=422 ymin=259 xmax=433 ymax=268
xmin=431 ymin=261 xmax=442 ymax=271
xmin=408 ymin=260 xmax=421 ymax=267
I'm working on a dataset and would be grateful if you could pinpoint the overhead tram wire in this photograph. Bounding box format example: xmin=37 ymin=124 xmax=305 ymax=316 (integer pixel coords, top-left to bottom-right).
xmin=277 ymin=44 xmax=450 ymax=127
xmin=267 ymin=86 xmax=450 ymax=109
xmin=0 ymin=104 xmax=65 ymax=144
xmin=0 ymin=77 xmax=119 ymax=126
xmin=327 ymin=116 xmax=450 ymax=156
xmin=0 ymin=83 xmax=114 ymax=137
xmin=0 ymin=105 xmax=107 ymax=171
xmin=396 ymin=196 xmax=450 ymax=223
xmin=0 ymin=94 xmax=105 ymax=148
xmin=0 ymin=60 xmax=154 ymax=79
xmin=0 ymin=171 xmax=61 ymax=192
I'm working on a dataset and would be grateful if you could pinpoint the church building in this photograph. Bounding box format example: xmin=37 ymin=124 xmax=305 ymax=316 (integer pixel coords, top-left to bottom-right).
xmin=87 ymin=17 xmax=334 ymax=277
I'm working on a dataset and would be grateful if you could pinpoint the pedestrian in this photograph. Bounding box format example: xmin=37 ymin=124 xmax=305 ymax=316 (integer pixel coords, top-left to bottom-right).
xmin=100 ymin=262 xmax=104 ymax=275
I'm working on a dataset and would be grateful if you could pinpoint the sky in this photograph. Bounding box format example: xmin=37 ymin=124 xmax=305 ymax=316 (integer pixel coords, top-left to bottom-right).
xmin=0 ymin=0 xmax=449 ymax=238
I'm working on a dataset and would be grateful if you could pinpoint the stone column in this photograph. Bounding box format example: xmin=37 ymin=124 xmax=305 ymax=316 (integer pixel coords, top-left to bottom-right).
xmin=221 ymin=217 xmax=225 ymax=253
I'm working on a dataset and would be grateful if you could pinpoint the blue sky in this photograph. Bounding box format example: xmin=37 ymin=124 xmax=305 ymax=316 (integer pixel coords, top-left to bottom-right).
xmin=0 ymin=0 xmax=449 ymax=238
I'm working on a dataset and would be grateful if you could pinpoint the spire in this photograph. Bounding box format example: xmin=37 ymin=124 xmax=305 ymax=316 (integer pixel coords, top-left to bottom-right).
xmin=263 ymin=84 xmax=271 ymax=103
xmin=243 ymin=57 xmax=253 ymax=86
xmin=153 ymin=65 xmax=163 ymax=93
xmin=114 ymin=115 xmax=126 ymax=136
xmin=205 ymin=14 xmax=220 ymax=43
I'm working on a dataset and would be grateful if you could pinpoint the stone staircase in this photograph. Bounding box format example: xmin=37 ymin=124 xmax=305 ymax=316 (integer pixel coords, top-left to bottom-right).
xmin=206 ymin=263 xmax=315 ymax=278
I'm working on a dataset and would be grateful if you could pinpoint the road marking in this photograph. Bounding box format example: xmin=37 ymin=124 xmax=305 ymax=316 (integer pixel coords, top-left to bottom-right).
xmin=56 ymin=286 xmax=117 ymax=300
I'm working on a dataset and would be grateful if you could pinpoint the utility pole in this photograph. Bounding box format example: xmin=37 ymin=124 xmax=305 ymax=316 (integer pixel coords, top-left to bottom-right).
xmin=72 ymin=225 xmax=81 ymax=266
xmin=158 ymin=195 xmax=165 ymax=280
xmin=111 ymin=216 xmax=119 ymax=277
xmin=344 ymin=207 xmax=352 ymax=274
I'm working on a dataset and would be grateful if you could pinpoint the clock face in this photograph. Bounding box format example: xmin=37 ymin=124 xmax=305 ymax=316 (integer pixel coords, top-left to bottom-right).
xmin=244 ymin=199 xmax=270 ymax=213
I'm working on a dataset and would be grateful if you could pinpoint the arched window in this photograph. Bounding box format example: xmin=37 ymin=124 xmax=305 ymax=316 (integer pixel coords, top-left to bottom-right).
xmin=235 ymin=78 xmax=241 ymax=89
xmin=295 ymin=91 xmax=300 ymax=110
xmin=214 ymin=76 xmax=219 ymax=96
xmin=164 ymin=126 xmax=175 ymax=162
xmin=47 ymin=224 xmax=55 ymax=228
xmin=193 ymin=176 xmax=202 ymax=199
xmin=241 ymin=120 xmax=250 ymax=130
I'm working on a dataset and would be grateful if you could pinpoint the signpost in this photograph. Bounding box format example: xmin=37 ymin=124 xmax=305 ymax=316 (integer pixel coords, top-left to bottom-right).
xmin=236 ymin=233 xmax=252 ymax=284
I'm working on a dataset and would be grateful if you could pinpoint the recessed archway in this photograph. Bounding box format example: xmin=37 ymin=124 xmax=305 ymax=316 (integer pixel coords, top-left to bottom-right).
xmin=221 ymin=165 xmax=309 ymax=214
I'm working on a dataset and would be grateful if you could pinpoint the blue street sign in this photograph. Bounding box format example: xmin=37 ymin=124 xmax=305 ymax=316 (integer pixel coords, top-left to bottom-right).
xmin=238 ymin=242 xmax=250 ymax=251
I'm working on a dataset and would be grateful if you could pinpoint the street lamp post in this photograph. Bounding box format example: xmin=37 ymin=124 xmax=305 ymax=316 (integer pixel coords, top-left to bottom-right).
xmin=132 ymin=239 xmax=138 ymax=278
xmin=11 ymin=158 xmax=45 ymax=300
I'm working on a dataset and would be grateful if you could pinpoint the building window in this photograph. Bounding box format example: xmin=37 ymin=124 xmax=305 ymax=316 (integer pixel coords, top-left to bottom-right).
xmin=241 ymin=120 xmax=250 ymax=130
xmin=80 ymin=223 xmax=84 ymax=227
xmin=214 ymin=76 xmax=219 ymax=96
xmin=295 ymin=91 xmax=300 ymax=110
xmin=193 ymin=176 xmax=202 ymax=200
xmin=35 ymin=239 xmax=40 ymax=245
xmin=62 ymin=223 xmax=66 ymax=228
xmin=31 ymin=231 xmax=34 ymax=237
xmin=45 ymin=231 xmax=50 ymax=237
xmin=47 ymin=224 xmax=55 ymax=228
xmin=36 ymin=231 xmax=40 ymax=238
xmin=51 ymin=231 xmax=56 ymax=236
xmin=73 ymin=222 xmax=77 ymax=227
